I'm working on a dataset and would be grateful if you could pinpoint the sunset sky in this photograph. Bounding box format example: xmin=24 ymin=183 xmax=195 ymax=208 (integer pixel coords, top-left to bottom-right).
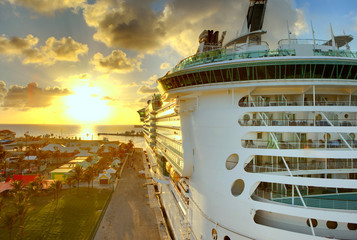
xmin=0 ymin=0 xmax=356 ymax=125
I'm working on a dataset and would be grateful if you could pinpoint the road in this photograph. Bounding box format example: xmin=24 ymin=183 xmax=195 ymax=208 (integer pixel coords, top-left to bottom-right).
xmin=94 ymin=150 xmax=160 ymax=240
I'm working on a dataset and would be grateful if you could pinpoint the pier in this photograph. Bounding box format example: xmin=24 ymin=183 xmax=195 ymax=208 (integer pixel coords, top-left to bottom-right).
xmin=97 ymin=132 xmax=143 ymax=137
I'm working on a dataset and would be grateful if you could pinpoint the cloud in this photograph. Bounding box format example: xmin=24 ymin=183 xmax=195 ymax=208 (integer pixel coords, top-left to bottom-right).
xmin=101 ymin=96 xmax=114 ymax=101
xmin=264 ymin=0 xmax=308 ymax=46
xmin=0 ymin=34 xmax=38 ymax=55
xmin=5 ymin=0 xmax=85 ymax=15
xmin=0 ymin=81 xmax=8 ymax=104
xmin=2 ymin=82 xmax=72 ymax=109
xmin=118 ymin=82 xmax=138 ymax=88
xmin=160 ymin=62 xmax=171 ymax=70
xmin=55 ymin=73 xmax=91 ymax=83
xmin=0 ymin=35 xmax=88 ymax=65
xmin=137 ymin=85 xmax=158 ymax=95
xmin=82 ymin=0 xmax=307 ymax=56
xmin=142 ymin=74 xmax=157 ymax=85
xmin=83 ymin=0 xmax=166 ymax=52
xmin=91 ymin=50 xmax=141 ymax=73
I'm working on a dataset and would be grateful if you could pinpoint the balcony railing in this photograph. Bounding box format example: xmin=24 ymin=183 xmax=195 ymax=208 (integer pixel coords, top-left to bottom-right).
xmin=254 ymin=189 xmax=357 ymax=210
xmin=242 ymin=139 xmax=357 ymax=149
xmin=245 ymin=160 xmax=357 ymax=173
xmin=239 ymin=118 xmax=357 ymax=127
xmin=239 ymin=100 xmax=357 ymax=107
xmin=171 ymin=49 xmax=296 ymax=73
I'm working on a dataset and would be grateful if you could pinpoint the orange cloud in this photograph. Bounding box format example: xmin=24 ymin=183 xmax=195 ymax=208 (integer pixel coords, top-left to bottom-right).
xmin=0 ymin=35 xmax=88 ymax=65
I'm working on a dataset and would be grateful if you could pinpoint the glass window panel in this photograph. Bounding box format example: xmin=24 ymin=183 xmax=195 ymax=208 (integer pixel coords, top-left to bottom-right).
xmin=323 ymin=64 xmax=333 ymax=78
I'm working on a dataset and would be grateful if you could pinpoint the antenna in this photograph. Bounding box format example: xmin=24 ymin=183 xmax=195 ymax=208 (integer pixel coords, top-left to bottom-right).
xmin=330 ymin=23 xmax=336 ymax=50
xmin=287 ymin=21 xmax=291 ymax=49
xmin=343 ymin=30 xmax=351 ymax=50
xmin=310 ymin=21 xmax=316 ymax=49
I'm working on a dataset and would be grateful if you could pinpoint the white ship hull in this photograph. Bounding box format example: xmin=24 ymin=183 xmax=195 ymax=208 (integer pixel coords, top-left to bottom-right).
xmin=138 ymin=1 xmax=357 ymax=239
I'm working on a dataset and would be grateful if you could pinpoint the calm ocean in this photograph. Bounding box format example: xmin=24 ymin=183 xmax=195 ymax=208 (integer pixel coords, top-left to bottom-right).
xmin=0 ymin=124 xmax=145 ymax=148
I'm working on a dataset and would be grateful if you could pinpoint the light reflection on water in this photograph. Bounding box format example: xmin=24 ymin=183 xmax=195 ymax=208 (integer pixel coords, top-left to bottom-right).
xmin=79 ymin=125 xmax=95 ymax=140
xmin=0 ymin=124 xmax=145 ymax=148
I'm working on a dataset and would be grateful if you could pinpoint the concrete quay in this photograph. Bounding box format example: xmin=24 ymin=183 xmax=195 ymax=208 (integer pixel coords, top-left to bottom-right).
xmin=94 ymin=149 xmax=169 ymax=240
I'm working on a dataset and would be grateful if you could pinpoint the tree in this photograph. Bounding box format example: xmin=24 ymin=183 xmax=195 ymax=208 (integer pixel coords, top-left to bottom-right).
xmin=72 ymin=165 xmax=83 ymax=190
xmin=11 ymin=180 xmax=24 ymax=192
xmin=26 ymin=181 xmax=40 ymax=196
xmin=85 ymin=166 xmax=95 ymax=188
xmin=13 ymin=191 xmax=28 ymax=205
xmin=34 ymin=175 xmax=45 ymax=190
xmin=0 ymin=146 xmax=8 ymax=180
xmin=64 ymin=176 xmax=75 ymax=193
xmin=0 ymin=197 xmax=4 ymax=212
xmin=49 ymin=180 xmax=62 ymax=200
xmin=53 ymin=150 xmax=61 ymax=165
xmin=0 ymin=212 xmax=17 ymax=240
xmin=14 ymin=197 xmax=29 ymax=239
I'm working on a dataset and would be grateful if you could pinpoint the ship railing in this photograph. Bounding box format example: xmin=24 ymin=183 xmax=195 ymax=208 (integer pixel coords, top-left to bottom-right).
xmin=245 ymin=161 xmax=357 ymax=173
xmin=254 ymin=189 xmax=357 ymax=210
xmin=170 ymin=179 xmax=190 ymax=207
xmin=278 ymin=38 xmax=328 ymax=46
xmin=239 ymin=100 xmax=357 ymax=107
xmin=238 ymin=118 xmax=357 ymax=127
xmin=171 ymin=48 xmax=296 ymax=73
xmin=313 ymin=49 xmax=357 ymax=58
xmin=242 ymin=139 xmax=357 ymax=149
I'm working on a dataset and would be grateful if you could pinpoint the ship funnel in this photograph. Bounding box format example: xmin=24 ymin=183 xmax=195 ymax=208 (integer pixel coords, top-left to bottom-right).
xmin=246 ymin=0 xmax=268 ymax=33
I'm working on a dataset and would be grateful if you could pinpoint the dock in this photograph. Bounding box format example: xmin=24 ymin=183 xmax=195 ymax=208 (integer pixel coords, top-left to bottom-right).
xmin=97 ymin=132 xmax=143 ymax=137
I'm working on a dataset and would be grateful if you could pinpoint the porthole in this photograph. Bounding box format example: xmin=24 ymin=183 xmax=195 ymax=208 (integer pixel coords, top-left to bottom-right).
xmin=345 ymin=114 xmax=349 ymax=119
xmin=224 ymin=236 xmax=231 ymax=240
xmin=347 ymin=223 xmax=357 ymax=230
xmin=226 ymin=154 xmax=239 ymax=170
xmin=243 ymin=114 xmax=250 ymax=121
xmin=231 ymin=179 xmax=244 ymax=197
xmin=306 ymin=218 xmax=318 ymax=227
xmin=326 ymin=221 xmax=338 ymax=229
xmin=211 ymin=228 xmax=217 ymax=240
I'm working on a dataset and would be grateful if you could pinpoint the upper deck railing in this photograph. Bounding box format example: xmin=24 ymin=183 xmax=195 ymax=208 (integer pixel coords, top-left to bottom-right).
xmin=170 ymin=39 xmax=357 ymax=74
xmin=171 ymin=48 xmax=296 ymax=73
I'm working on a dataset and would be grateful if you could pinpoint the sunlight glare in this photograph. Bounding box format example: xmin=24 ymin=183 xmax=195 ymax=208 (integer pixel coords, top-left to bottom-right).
xmin=65 ymin=85 xmax=110 ymax=123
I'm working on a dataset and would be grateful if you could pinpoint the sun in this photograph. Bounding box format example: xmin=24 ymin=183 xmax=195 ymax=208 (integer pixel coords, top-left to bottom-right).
xmin=64 ymin=85 xmax=110 ymax=123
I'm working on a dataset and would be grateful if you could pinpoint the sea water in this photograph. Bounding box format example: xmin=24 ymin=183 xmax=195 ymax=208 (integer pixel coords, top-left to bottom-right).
xmin=0 ymin=124 xmax=145 ymax=148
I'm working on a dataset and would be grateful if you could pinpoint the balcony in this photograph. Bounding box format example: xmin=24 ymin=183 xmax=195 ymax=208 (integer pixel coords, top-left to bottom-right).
xmin=254 ymin=188 xmax=357 ymax=210
xmin=245 ymin=159 xmax=357 ymax=174
xmin=242 ymin=139 xmax=357 ymax=149
xmin=239 ymin=100 xmax=357 ymax=107
xmin=239 ymin=118 xmax=357 ymax=127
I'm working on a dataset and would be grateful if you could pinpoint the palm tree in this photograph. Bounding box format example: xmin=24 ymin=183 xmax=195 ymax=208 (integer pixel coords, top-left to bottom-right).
xmin=0 ymin=212 xmax=17 ymax=240
xmin=26 ymin=181 xmax=39 ymax=196
xmin=49 ymin=180 xmax=62 ymax=200
xmin=0 ymin=197 xmax=4 ymax=212
xmin=13 ymin=191 xmax=28 ymax=205
xmin=72 ymin=165 xmax=83 ymax=190
xmin=64 ymin=176 xmax=75 ymax=193
xmin=11 ymin=180 xmax=24 ymax=192
xmin=34 ymin=175 xmax=45 ymax=191
xmin=15 ymin=201 xmax=29 ymax=239
xmin=84 ymin=166 xmax=95 ymax=188
xmin=0 ymin=146 xmax=8 ymax=180
xmin=82 ymin=172 xmax=92 ymax=189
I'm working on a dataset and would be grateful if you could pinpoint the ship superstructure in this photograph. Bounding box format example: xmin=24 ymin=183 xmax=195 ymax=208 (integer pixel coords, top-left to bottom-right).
xmin=138 ymin=1 xmax=357 ymax=239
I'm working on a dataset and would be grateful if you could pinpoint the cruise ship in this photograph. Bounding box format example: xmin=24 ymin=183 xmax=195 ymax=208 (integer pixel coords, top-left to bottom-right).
xmin=138 ymin=1 xmax=357 ymax=239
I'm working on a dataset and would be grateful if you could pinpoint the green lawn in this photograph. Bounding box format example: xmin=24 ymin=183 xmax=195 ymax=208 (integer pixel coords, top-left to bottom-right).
xmin=0 ymin=188 xmax=112 ymax=240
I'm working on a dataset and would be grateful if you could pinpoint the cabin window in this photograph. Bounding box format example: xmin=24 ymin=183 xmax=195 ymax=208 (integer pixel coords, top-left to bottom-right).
xmin=326 ymin=221 xmax=338 ymax=229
